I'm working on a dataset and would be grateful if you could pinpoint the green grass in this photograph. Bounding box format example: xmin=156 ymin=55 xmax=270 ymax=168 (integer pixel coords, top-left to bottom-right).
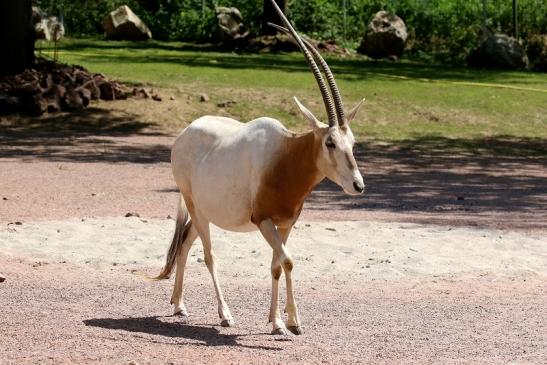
xmin=47 ymin=38 xmax=547 ymax=156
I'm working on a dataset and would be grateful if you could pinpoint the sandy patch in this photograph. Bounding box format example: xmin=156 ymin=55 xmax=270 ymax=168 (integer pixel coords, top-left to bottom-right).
xmin=1 ymin=218 xmax=546 ymax=364
xmin=2 ymin=218 xmax=545 ymax=282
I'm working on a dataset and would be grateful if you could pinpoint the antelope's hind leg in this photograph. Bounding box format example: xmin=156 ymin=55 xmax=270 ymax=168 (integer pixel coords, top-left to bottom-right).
xmin=191 ymin=211 xmax=235 ymax=327
xmin=170 ymin=223 xmax=198 ymax=317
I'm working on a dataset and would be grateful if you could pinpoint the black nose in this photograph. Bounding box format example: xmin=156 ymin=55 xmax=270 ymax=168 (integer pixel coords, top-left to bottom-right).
xmin=353 ymin=181 xmax=365 ymax=193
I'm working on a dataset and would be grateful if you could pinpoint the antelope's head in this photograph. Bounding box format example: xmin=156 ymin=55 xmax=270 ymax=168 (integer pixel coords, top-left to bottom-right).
xmin=269 ymin=1 xmax=366 ymax=195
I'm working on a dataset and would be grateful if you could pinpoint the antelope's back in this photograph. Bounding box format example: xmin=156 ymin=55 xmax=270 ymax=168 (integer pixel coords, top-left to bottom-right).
xmin=170 ymin=115 xmax=288 ymax=231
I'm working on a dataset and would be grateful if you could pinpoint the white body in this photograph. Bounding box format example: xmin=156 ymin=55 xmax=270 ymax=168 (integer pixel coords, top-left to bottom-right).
xmin=161 ymin=110 xmax=365 ymax=335
xmin=172 ymin=116 xmax=290 ymax=233
xmin=153 ymin=0 xmax=368 ymax=335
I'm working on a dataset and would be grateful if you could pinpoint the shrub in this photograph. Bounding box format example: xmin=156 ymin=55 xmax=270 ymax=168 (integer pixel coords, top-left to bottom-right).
xmin=34 ymin=0 xmax=547 ymax=64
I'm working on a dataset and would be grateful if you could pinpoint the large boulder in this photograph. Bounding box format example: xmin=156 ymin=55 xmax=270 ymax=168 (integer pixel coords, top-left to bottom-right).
xmin=33 ymin=6 xmax=65 ymax=41
xmin=357 ymin=11 xmax=407 ymax=59
xmin=216 ymin=6 xmax=249 ymax=42
xmin=467 ymin=34 xmax=529 ymax=70
xmin=103 ymin=5 xmax=152 ymax=41
xmin=526 ymin=34 xmax=547 ymax=72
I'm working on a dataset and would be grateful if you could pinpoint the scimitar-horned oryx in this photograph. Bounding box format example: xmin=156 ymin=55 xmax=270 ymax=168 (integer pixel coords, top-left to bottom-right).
xmin=154 ymin=0 xmax=366 ymax=335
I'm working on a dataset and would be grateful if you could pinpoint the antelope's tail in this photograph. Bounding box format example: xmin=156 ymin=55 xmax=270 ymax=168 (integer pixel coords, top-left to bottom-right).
xmin=151 ymin=196 xmax=192 ymax=280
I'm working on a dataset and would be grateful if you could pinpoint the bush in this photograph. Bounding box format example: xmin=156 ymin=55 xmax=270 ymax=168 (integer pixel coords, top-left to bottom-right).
xmin=34 ymin=0 xmax=547 ymax=64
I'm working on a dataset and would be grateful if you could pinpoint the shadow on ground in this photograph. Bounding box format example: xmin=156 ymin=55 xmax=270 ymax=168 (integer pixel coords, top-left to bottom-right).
xmin=83 ymin=316 xmax=281 ymax=350
xmin=0 ymin=107 xmax=171 ymax=163
xmin=1 ymin=107 xmax=546 ymax=228
xmin=306 ymin=137 xmax=547 ymax=229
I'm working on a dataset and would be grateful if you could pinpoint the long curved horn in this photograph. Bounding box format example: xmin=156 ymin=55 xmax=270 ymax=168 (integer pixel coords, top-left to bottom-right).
xmin=268 ymin=23 xmax=346 ymax=126
xmin=267 ymin=0 xmax=338 ymax=127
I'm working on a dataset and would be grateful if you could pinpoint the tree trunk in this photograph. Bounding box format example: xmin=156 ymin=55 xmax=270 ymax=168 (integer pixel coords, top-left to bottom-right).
xmin=261 ymin=0 xmax=288 ymax=35
xmin=0 ymin=0 xmax=34 ymax=75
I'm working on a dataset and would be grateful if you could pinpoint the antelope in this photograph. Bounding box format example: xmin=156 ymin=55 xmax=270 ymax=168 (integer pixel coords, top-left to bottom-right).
xmin=154 ymin=0 xmax=365 ymax=335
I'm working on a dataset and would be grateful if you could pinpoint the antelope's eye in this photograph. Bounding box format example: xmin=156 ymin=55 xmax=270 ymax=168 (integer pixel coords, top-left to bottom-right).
xmin=325 ymin=137 xmax=336 ymax=149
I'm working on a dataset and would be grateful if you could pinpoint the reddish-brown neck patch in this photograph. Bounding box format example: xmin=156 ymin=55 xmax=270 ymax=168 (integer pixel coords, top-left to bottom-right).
xmin=252 ymin=132 xmax=324 ymax=227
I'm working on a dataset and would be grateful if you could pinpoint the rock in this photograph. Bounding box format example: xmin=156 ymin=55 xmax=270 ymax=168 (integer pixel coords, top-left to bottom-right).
xmin=216 ymin=6 xmax=249 ymax=42
xmin=358 ymin=11 xmax=407 ymax=59
xmin=31 ymin=94 xmax=48 ymax=115
xmin=75 ymin=86 xmax=91 ymax=107
xmin=133 ymin=88 xmax=150 ymax=98
xmin=217 ymin=100 xmax=236 ymax=108
xmin=82 ymin=80 xmax=100 ymax=100
xmin=14 ymin=81 xmax=42 ymax=97
xmin=73 ymin=69 xmax=91 ymax=84
xmin=316 ymin=40 xmax=351 ymax=56
xmin=33 ymin=7 xmax=65 ymax=42
xmin=63 ymin=89 xmax=84 ymax=110
xmin=248 ymin=34 xmax=299 ymax=53
xmin=125 ymin=212 xmax=140 ymax=218
xmin=199 ymin=93 xmax=210 ymax=102
xmin=112 ymin=83 xmax=127 ymax=99
xmin=467 ymin=34 xmax=529 ymax=70
xmin=0 ymin=274 xmax=5 ymax=283
xmin=98 ymin=81 xmax=114 ymax=101
xmin=526 ymin=34 xmax=547 ymax=72
xmin=0 ymin=58 xmax=148 ymax=116
xmin=42 ymin=84 xmax=64 ymax=113
xmin=103 ymin=5 xmax=152 ymax=41
xmin=0 ymin=93 xmax=22 ymax=114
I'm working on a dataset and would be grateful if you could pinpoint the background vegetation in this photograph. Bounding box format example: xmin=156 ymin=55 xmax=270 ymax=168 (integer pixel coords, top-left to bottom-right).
xmin=52 ymin=38 xmax=546 ymax=157
xmin=35 ymin=0 xmax=547 ymax=64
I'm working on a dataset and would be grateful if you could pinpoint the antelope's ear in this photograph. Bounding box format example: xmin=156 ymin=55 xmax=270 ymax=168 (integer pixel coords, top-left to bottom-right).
xmin=294 ymin=97 xmax=324 ymax=131
xmin=345 ymin=98 xmax=365 ymax=124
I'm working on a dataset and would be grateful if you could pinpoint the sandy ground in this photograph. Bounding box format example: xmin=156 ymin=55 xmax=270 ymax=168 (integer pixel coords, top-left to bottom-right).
xmin=1 ymin=219 xmax=547 ymax=364
xmin=1 ymin=110 xmax=547 ymax=364
xmin=1 ymin=219 xmax=546 ymax=364
xmin=2 ymin=218 xmax=546 ymax=280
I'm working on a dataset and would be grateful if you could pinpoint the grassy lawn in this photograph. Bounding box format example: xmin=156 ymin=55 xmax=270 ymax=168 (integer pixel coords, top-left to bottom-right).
xmin=49 ymin=38 xmax=546 ymax=156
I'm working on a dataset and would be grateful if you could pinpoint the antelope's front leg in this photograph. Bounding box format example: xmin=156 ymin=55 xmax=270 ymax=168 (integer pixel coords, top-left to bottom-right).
xmin=278 ymin=226 xmax=302 ymax=335
xmin=259 ymin=219 xmax=296 ymax=335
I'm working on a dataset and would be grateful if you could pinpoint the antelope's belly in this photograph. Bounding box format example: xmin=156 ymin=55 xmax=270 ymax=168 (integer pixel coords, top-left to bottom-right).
xmin=197 ymin=198 xmax=257 ymax=232
xmin=192 ymin=164 xmax=257 ymax=232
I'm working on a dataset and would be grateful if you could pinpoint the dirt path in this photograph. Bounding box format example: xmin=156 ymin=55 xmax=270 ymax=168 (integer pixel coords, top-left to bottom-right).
xmin=1 ymin=253 xmax=546 ymax=365
xmin=1 ymin=124 xmax=546 ymax=231
xmin=1 ymin=110 xmax=547 ymax=364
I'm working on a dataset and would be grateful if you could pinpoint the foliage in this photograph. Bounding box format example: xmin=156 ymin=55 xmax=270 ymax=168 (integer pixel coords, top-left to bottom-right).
xmin=35 ymin=0 xmax=547 ymax=64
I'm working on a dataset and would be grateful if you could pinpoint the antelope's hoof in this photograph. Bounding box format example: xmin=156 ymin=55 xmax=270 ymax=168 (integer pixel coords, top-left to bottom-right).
xmin=287 ymin=325 xmax=303 ymax=335
xmin=173 ymin=310 xmax=188 ymax=317
xmin=271 ymin=327 xmax=288 ymax=335
xmin=220 ymin=319 xmax=235 ymax=327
